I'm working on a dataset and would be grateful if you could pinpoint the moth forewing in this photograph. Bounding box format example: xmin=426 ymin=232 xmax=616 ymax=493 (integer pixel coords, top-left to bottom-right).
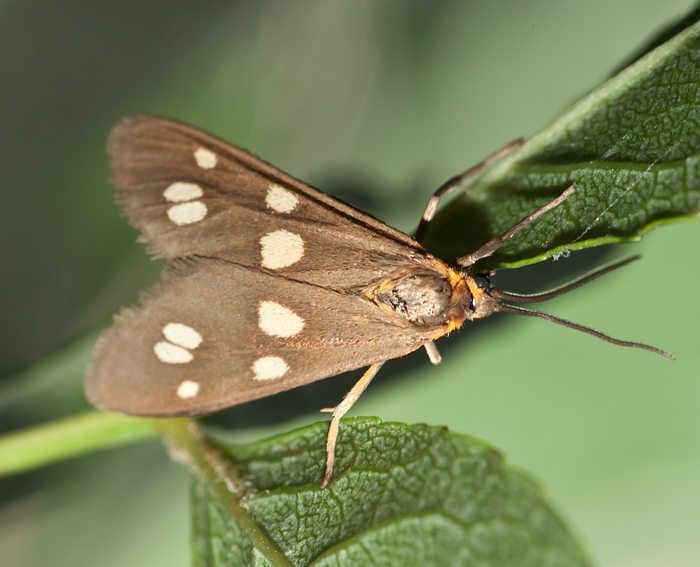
xmin=108 ymin=116 xmax=421 ymax=290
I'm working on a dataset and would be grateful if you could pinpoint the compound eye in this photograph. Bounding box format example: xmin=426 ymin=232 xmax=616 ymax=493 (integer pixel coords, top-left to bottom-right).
xmin=472 ymin=274 xmax=491 ymax=290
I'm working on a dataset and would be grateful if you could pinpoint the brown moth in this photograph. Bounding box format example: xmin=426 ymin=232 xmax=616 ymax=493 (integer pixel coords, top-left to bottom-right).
xmin=86 ymin=116 xmax=671 ymax=487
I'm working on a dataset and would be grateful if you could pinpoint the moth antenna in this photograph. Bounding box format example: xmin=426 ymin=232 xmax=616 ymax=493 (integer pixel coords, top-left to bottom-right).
xmin=496 ymin=303 xmax=674 ymax=360
xmin=494 ymin=255 xmax=641 ymax=304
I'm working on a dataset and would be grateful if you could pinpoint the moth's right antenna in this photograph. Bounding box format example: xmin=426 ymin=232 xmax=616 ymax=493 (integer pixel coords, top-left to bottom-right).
xmin=496 ymin=303 xmax=674 ymax=360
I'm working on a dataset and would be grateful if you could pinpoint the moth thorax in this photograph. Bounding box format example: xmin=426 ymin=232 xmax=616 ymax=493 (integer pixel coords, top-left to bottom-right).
xmin=374 ymin=273 xmax=454 ymax=327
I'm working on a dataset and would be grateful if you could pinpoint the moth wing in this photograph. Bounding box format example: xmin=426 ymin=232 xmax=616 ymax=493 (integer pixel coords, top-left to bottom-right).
xmin=109 ymin=116 xmax=424 ymax=289
xmin=86 ymin=258 xmax=436 ymax=417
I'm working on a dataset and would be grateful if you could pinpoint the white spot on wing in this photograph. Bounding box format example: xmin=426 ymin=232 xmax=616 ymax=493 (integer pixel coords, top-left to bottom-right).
xmin=163 ymin=323 xmax=203 ymax=350
xmin=154 ymin=323 xmax=203 ymax=365
xmin=154 ymin=341 xmax=193 ymax=364
xmin=177 ymin=380 xmax=200 ymax=399
xmin=260 ymin=229 xmax=304 ymax=269
xmin=167 ymin=201 xmax=208 ymax=225
xmin=194 ymin=147 xmax=217 ymax=169
xmin=252 ymin=356 xmax=289 ymax=380
xmin=163 ymin=182 xmax=203 ymax=202
xmin=266 ymin=184 xmax=298 ymax=213
xmin=258 ymin=301 xmax=304 ymax=337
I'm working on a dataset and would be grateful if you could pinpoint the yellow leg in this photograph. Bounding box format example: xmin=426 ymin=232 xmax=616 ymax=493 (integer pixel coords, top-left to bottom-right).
xmin=321 ymin=362 xmax=385 ymax=488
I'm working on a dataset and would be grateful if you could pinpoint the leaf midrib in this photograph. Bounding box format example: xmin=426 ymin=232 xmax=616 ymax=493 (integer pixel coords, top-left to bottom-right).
xmin=158 ymin=419 xmax=294 ymax=567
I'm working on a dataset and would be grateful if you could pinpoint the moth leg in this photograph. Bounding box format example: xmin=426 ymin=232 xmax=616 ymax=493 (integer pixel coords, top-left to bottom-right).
xmin=415 ymin=138 xmax=523 ymax=243
xmin=321 ymin=362 xmax=385 ymax=488
xmin=456 ymin=184 xmax=576 ymax=268
xmin=424 ymin=341 xmax=442 ymax=365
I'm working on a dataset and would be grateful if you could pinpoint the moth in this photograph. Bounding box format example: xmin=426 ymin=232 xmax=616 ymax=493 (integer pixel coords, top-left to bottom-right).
xmin=87 ymin=116 xmax=671 ymax=487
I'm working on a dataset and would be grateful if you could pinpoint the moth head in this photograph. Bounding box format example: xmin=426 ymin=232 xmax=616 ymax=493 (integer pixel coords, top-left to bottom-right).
xmin=463 ymin=273 xmax=500 ymax=320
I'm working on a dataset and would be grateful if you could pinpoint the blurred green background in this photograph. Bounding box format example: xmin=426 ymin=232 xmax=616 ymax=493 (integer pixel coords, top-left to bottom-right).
xmin=2 ymin=1 xmax=699 ymax=565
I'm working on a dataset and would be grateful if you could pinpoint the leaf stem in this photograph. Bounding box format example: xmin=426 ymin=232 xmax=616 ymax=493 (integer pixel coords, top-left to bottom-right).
xmin=156 ymin=419 xmax=292 ymax=567
xmin=0 ymin=410 xmax=158 ymax=477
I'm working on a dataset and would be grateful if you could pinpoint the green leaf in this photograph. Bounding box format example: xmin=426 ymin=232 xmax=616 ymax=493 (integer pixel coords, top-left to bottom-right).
xmin=188 ymin=418 xmax=590 ymax=567
xmin=424 ymin=20 xmax=700 ymax=270
xmin=191 ymin=480 xmax=263 ymax=567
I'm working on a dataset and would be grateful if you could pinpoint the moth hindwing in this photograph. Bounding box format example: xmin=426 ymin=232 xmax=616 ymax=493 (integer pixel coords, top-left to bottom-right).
xmin=87 ymin=116 xmax=470 ymax=417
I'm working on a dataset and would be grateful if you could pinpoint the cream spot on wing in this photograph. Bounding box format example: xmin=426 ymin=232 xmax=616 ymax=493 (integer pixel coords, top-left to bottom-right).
xmin=260 ymin=230 xmax=304 ymax=269
xmin=258 ymin=301 xmax=304 ymax=337
xmin=177 ymin=380 xmax=200 ymax=399
xmin=194 ymin=147 xmax=217 ymax=169
xmin=163 ymin=323 xmax=203 ymax=350
xmin=167 ymin=201 xmax=208 ymax=225
xmin=163 ymin=182 xmax=203 ymax=202
xmin=154 ymin=341 xmax=193 ymax=364
xmin=265 ymin=184 xmax=298 ymax=213
xmin=252 ymin=356 xmax=289 ymax=380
